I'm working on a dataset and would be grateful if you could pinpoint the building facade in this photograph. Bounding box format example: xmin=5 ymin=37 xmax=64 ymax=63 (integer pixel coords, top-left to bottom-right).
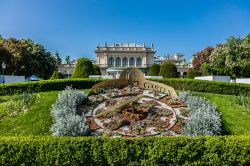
xmin=95 ymin=43 xmax=155 ymax=77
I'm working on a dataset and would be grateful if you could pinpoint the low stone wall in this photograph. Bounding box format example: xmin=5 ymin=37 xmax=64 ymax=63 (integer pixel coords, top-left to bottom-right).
xmin=236 ymin=78 xmax=250 ymax=84
xmin=0 ymin=75 xmax=25 ymax=84
xmin=195 ymin=76 xmax=231 ymax=82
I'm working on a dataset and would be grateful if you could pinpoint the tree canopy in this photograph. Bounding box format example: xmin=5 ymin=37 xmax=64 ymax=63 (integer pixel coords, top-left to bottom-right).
xmin=0 ymin=37 xmax=58 ymax=79
xmin=150 ymin=64 xmax=161 ymax=76
xmin=71 ymin=58 xmax=94 ymax=78
xmin=159 ymin=61 xmax=178 ymax=78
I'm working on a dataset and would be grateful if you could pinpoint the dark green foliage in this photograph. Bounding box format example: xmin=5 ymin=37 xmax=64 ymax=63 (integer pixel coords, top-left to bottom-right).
xmin=0 ymin=37 xmax=57 ymax=79
xmin=150 ymin=64 xmax=161 ymax=76
xmin=0 ymin=136 xmax=250 ymax=165
xmin=159 ymin=61 xmax=178 ymax=78
xmin=93 ymin=64 xmax=101 ymax=75
xmin=50 ymin=71 xmax=64 ymax=80
xmin=0 ymin=79 xmax=103 ymax=96
xmin=187 ymin=69 xmax=201 ymax=79
xmin=0 ymin=78 xmax=250 ymax=96
xmin=72 ymin=58 xmax=94 ymax=78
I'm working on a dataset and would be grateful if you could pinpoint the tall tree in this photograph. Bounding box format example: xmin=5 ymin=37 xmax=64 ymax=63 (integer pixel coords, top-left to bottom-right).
xmin=65 ymin=56 xmax=71 ymax=64
xmin=192 ymin=46 xmax=214 ymax=70
xmin=0 ymin=37 xmax=57 ymax=79
xmin=55 ymin=51 xmax=62 ymax=66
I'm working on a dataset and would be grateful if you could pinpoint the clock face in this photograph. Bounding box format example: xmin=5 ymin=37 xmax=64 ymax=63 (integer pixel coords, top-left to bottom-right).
xmin=87 ymin=86 xmax=189 ymax=137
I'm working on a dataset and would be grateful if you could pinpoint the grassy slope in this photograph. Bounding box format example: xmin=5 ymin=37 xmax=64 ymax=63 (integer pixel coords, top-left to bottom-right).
xmin=192 ymin=92 xmax=250 ymax=135
xmin=0 ymin=89 xmax=249 ymax=136
xmin=0 ymin=91 xmax=58 ymax=136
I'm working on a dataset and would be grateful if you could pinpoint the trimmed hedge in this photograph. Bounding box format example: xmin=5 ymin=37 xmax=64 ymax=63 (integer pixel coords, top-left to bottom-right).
xmin=0 ymin=136 xmax=250 ymax=165
xmin=0 ymin=78 xmax=250 ymax=96
xmin=0 ymin=79 xmax=103 ymax=96
xmin=153 ymin=78 xmax=250 ymax=95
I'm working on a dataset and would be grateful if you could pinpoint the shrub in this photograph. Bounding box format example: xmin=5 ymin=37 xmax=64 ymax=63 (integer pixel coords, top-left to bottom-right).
xmin=149 ymin=64 xmax=161 ymax=76
xmin=236 ymin=94 xmax=250 ymax=108
xmin=1 ymin=136 xmax=250 ymax=165
xmin=187 ymin=69 xmax=201 ymax=79
xmin=93 ymin=64 xmax=101 ymax=75
xmin=159 ymin=61 xmax=178 ymax=78
xmin=72 ymin=58 xmax=94 ymax=78
xmin=50 ymin=87 xmax=89 ymax=136
xmin=0 ymin=92 xmax=40 ymax=118
xmin=179 ymin=92 xmax=221 ymax=136
xmin=0 ymin=79 xmax=102 ymax=96
xmin=50 ymin=71 xmax=64 ymax=79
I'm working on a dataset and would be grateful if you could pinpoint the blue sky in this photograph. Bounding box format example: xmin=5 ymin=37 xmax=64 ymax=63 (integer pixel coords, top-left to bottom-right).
xmin=0 ymin=0 xmax=250 ymax=61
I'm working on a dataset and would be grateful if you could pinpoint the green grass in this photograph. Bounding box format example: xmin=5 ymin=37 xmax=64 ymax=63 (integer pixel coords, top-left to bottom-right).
xmin=0 ymin=91 xmax=59 ymax=136
xmin=192 ymin=92 xmax=250 ymax=135
xmin=0 ymin=89 xmax=249 ymax=136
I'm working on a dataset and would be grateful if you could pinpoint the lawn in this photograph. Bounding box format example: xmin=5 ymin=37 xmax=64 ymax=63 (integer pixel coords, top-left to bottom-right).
xmin=192 ymin=92 xmax=250 ymax=135
xmin=0 ymin=89 xmax=249 ymax=136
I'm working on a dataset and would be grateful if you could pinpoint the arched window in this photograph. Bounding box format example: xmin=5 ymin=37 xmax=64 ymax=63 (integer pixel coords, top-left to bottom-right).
xmin=122 ymin=57 xmax=128 ymax=67
xmin=108 ymin=57 xmax=114 ymax=67
xmin=136 ymin=57 xmax=142 ymax=67
xmin=129 ymin=57 xmax=135 ymax=66
xmin=115 ymin=57 xmax=121 ymax=67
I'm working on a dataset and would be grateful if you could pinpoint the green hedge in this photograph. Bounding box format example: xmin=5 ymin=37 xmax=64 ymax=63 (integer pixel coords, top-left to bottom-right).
xmin=0 ymin=78 xmax=250 ymax=96
xmin=0 ymin=79 xmax=102 ymax=96
xmin=153 ymin=78 xmax=250 ymax=95
xmin=0 ymin=136 xmax=250 ymax=165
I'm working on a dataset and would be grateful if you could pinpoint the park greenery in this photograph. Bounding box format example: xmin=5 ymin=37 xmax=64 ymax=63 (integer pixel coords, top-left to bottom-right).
xmin=72 ymin=58 xmax=101 ymax=78
xmin=159 ymin=61 xmax=178 ymax=78
xmin=149 ymin=64 xmax=161 ymax=76
xmin=50 ymin=71 xmax=64 ymax=80
xmin=0 ymin=36 xmax=59 ymax=79
xmin=0 ymin=79 xmax=250 ymax=164
xmin=191 ymin=34 xmax=250 ymax=78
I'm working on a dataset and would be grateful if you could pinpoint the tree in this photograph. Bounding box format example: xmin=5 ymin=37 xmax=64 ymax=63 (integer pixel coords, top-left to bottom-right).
xmin=55 ymin=51 xmax=62 ymax=66
xmin=72 ymin=58 xmax=94 ymax=78
xmin=159 ymin=61 xmax=178 ymax=78
xmin=192 ymin=46 xmax=214 ymax=70
xmin=209 ymin=36 xmax=250 ymax=78
xmin=149 ymin=64 xmax=161 ymax=76
xmin=50 ymin=71 xmax=64 ymax=79
xmin=65 ymin=56 xmax=70 ymax=64
xmin=93 ymin=64 xmax=101 ymax=75
xmin=187 ymin=69 xmax=201 ymax=79
xmin=0 ymin=37 xmax=57 ymax=79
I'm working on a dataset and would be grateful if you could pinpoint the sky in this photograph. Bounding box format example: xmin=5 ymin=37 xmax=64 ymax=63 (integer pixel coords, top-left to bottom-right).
xmin=0 ymin=0 xmax=250 ymax=61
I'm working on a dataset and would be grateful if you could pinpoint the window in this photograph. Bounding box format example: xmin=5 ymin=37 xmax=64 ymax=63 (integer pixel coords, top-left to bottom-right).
xmin=136 ymin=57 xmax=142 ymax=67
xmin=129 ymin=57 xmax=135 ymax=66
xmin=115 ymin=57 xmax=121 ymax=67
xmin=122 ymin=57 xmax=128 ymax=67
xmin=108 ymin=57 xmax=114 ymax=66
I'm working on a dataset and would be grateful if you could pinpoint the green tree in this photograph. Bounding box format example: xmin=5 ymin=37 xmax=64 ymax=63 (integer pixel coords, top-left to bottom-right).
xmin=55 ymin=51 xmax=62 ymax=66
xmin=159 ymin=61 xmax=178 ymax=78
xmin=150 ymin=64 xmax=161 ymax=76
xmin=50 ymin=71 xmax=64 ymax=79
xmin=72 ymin=58 xmax=94 ymax=78
xmin=93 ymin=64 xmax=101 ymax=75
xmin=187 ymin=69 xmax=201 ymax=79
xmin=65 ymin=56 xmax=70 ymax=64
xmin=209 ymin=36 xmax=250 ymax=78
xmin=0 ymin=37 xmax=57 ymax=79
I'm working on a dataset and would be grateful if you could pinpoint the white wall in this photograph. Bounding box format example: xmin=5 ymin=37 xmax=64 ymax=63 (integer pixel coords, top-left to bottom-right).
xmin=145 ymin=76 xmax=163 ymax=79
xmin=236 ymin=78 xmax=250 ymax=84
xmin=195 ymin=76 xmax=231 ymax=82
xmin=0 ymin=75 xmax=25 ymax=84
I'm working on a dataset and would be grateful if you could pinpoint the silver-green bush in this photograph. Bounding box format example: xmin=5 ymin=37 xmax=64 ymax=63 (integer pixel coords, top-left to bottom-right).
xmin=50 ymin=87 xmax=89 ymax=136
xmin=179 ymin=92 xmax=221 ymax=136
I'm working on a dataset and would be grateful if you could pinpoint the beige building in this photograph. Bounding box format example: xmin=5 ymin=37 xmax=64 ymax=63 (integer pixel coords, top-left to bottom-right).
xmin=95 ymin=42 xmax=155 ymax=77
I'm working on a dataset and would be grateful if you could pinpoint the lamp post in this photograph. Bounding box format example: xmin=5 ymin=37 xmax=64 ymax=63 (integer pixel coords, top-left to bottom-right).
xmin=2 ymin=62 xmax=6 ymax=84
